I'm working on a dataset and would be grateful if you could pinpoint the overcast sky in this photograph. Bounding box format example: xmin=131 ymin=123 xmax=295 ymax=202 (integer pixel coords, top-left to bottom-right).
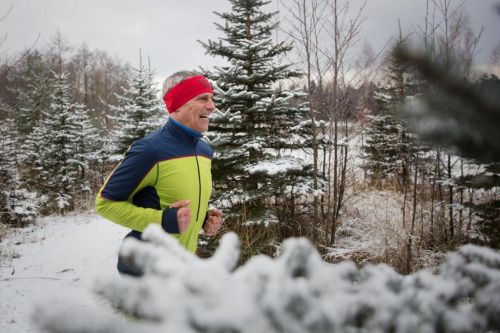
xmin=1 ymin=0 xmax=499 ymax=82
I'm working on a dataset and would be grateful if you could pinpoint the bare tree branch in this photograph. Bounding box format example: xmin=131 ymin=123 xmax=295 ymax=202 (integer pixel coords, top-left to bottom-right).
xmin=0 ymin=4 xmax=13 ymax=22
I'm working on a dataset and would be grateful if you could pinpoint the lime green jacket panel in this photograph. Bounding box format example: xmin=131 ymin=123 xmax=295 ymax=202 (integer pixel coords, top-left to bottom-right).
xmin=158 ymin=156 xmax=212 ymax=251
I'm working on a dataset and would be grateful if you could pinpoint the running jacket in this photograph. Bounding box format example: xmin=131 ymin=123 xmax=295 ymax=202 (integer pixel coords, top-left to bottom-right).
xmin=95 ymin=118 xmax=213 ymax=252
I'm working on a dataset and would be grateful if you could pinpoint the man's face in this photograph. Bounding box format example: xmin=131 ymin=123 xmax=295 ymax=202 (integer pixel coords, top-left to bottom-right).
xmin=173 ymin=92 xmax=215 ymax=133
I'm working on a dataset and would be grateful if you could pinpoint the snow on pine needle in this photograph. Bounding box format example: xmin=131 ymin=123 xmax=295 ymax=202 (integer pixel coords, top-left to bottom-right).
xmin=33 ymin=224 xmax=500 ymax=333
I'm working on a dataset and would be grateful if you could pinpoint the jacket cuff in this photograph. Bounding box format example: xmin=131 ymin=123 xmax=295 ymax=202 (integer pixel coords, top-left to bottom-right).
xmin=161 ymin=207 xmax=180 ymax=234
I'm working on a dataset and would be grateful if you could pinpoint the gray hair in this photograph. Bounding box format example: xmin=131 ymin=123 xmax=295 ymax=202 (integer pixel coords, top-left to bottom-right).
xmin=161 ymin=70 xmax=201 ymax=99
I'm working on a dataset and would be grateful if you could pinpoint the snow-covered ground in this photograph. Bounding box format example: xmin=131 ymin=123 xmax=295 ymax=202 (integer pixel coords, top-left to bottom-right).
xmin=0 ymin=212 xmax=128 ymax=333
xmin=1 ymin=212 xmax=500 ymax=333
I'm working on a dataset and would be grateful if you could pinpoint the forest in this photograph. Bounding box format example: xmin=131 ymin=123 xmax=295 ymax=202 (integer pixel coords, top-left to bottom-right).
xmin=2 ymin=0 xmax=498 ymax=271
xmin=0 ymin=0 xmax=500 ymax=331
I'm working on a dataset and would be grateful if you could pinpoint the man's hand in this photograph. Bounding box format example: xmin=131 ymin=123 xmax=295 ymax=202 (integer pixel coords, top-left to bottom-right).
xmin=170 ymin=200 xmax=191 ymax=233
xmin=204 ymin=208 xmax=223 ymax=236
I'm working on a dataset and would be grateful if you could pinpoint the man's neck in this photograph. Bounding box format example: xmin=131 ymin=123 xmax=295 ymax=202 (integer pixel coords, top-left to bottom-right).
xmin=168 ymin=117 xmax=201 ymax=139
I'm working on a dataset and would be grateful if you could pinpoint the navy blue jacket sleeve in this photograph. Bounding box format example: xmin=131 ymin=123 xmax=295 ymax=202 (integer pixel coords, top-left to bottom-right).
xmin=101 ymin=140 xmax=156 ymax=201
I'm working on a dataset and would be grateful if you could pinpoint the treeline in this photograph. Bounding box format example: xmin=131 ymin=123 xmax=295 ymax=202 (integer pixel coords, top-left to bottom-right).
xmin=0 ymin=32 xmax=163 ymax=225
xmin=202 ymin=0 xmax=500 ymax=272
xmin=196 ymin=0 xmax=499 ymax=272
xmin=283 ymin=0 xmax=500 ymax=273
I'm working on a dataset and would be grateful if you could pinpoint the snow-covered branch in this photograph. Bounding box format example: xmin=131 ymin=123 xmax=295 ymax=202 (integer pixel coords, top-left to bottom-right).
xmin=34 ymin=225 xmax=500 ymax=333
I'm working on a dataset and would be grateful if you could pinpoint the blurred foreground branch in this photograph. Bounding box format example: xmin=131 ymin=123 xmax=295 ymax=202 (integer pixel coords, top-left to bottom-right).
xmin=395 ymin=46 xmax=500 ymax=164
xmin=33 ymin=225 xmax=500 ymax=333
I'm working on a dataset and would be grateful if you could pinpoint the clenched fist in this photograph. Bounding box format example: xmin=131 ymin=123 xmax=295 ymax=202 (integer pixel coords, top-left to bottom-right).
xmin=204 ymin=208 xmax=223 ymax=236
xmin=170 ymin=200 xmax=191 ymax=233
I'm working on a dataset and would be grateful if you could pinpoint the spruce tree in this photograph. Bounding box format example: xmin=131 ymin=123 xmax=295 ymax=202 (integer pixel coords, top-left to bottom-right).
xmin=0 ymin=112 xmax=38 ymax=226
xmin=7 ymin=51 xmax=54 ymax=136
xmin=363 ymin=36 xmax=422 ymax=187
xmin=110 ymin=56 xmax=164 ymax=154
xmin=70 ymin=96 xmax=100 ymax=194
xmin=12 ymin=54 xmax=56 ymax=197
xmin=28 ymin=71 xmax=96 ymax=212
xmin=200 ymin=0 xmax=316 ymax=225
xmin=0 ymin=115 xmax=18 ymax=224
xmin=362 ymin=111 xmax=402 ymax=185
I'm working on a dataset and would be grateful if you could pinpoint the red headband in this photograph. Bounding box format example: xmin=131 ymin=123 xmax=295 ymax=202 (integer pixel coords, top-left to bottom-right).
xmin=164 ymin=75 xmax=213 ymax=113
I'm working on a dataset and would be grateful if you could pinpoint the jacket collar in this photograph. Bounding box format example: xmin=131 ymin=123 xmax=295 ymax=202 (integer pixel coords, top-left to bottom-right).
xmin=166 ymin=117 xmax=202 ymax=145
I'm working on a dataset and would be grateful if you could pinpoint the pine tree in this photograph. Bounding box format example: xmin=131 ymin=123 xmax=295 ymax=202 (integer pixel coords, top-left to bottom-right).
xmin=0 ymin=111 xmax=38 ymax=226
xmin=362 ymin=111 xmax=402 ymax=185
xmin=110 ymin=55 xmax=164 ymax=154
xmin=7 ymin=51 xmax=54 ymax=136
xmin=27 ymin=71 xmax=97 ymax=212
xmin=0 ymin=114 xmax=18 ymax=223
xmin=21 ymin=118 xmax=49 ymax=196
xmin=42 ymin=72 xmax=78 ymax=210
xmin=11 ymin=53 xmax=56 ymax=199
xmin=200 ymin=0 xmax=317 ymax=226
xmin=70 ymin=97 xmax=100 ymax=195
xmin=363 ymin=35 xmax=422 ymax=187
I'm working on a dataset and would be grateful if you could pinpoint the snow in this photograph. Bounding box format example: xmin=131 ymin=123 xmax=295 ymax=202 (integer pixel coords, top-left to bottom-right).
xmin=244 ymin=157 xmax=305 ymax=175
xmin=0 ymin=212 xmax=128 ymax=333
xmin=328 ymin=189 xmax=452 ymax=269
xmin=2 ymin=213 xmax=500 ymax=333
xmin=30 ymin=224 xmax=500 ymax=333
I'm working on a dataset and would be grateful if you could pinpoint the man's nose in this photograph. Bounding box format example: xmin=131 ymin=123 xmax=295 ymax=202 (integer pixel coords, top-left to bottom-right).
xmin=207 ymin=98 xmax=216 ymax=112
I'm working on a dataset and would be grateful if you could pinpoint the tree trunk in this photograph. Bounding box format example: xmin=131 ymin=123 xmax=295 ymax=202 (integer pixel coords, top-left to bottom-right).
xmin=429 ymin=149 xmax=439 ymax=246
xmin=447 ymin=154 xmax=454 ymax=239
xmin=406 ymin=156 xmax=418 ymax=274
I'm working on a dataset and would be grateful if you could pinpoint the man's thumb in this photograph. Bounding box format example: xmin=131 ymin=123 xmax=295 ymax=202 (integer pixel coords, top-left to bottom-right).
xmin=170 ymin=200 xmax=191 ymax=208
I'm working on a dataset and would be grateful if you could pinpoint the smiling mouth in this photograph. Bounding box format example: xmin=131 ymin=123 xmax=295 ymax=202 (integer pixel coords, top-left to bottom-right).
xmin=200 ymin=115 xmax=209 ymax=119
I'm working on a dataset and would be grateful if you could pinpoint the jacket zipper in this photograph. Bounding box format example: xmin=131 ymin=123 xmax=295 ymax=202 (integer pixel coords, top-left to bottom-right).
xmin=194 ymin=141 xmax=202 ymax=223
